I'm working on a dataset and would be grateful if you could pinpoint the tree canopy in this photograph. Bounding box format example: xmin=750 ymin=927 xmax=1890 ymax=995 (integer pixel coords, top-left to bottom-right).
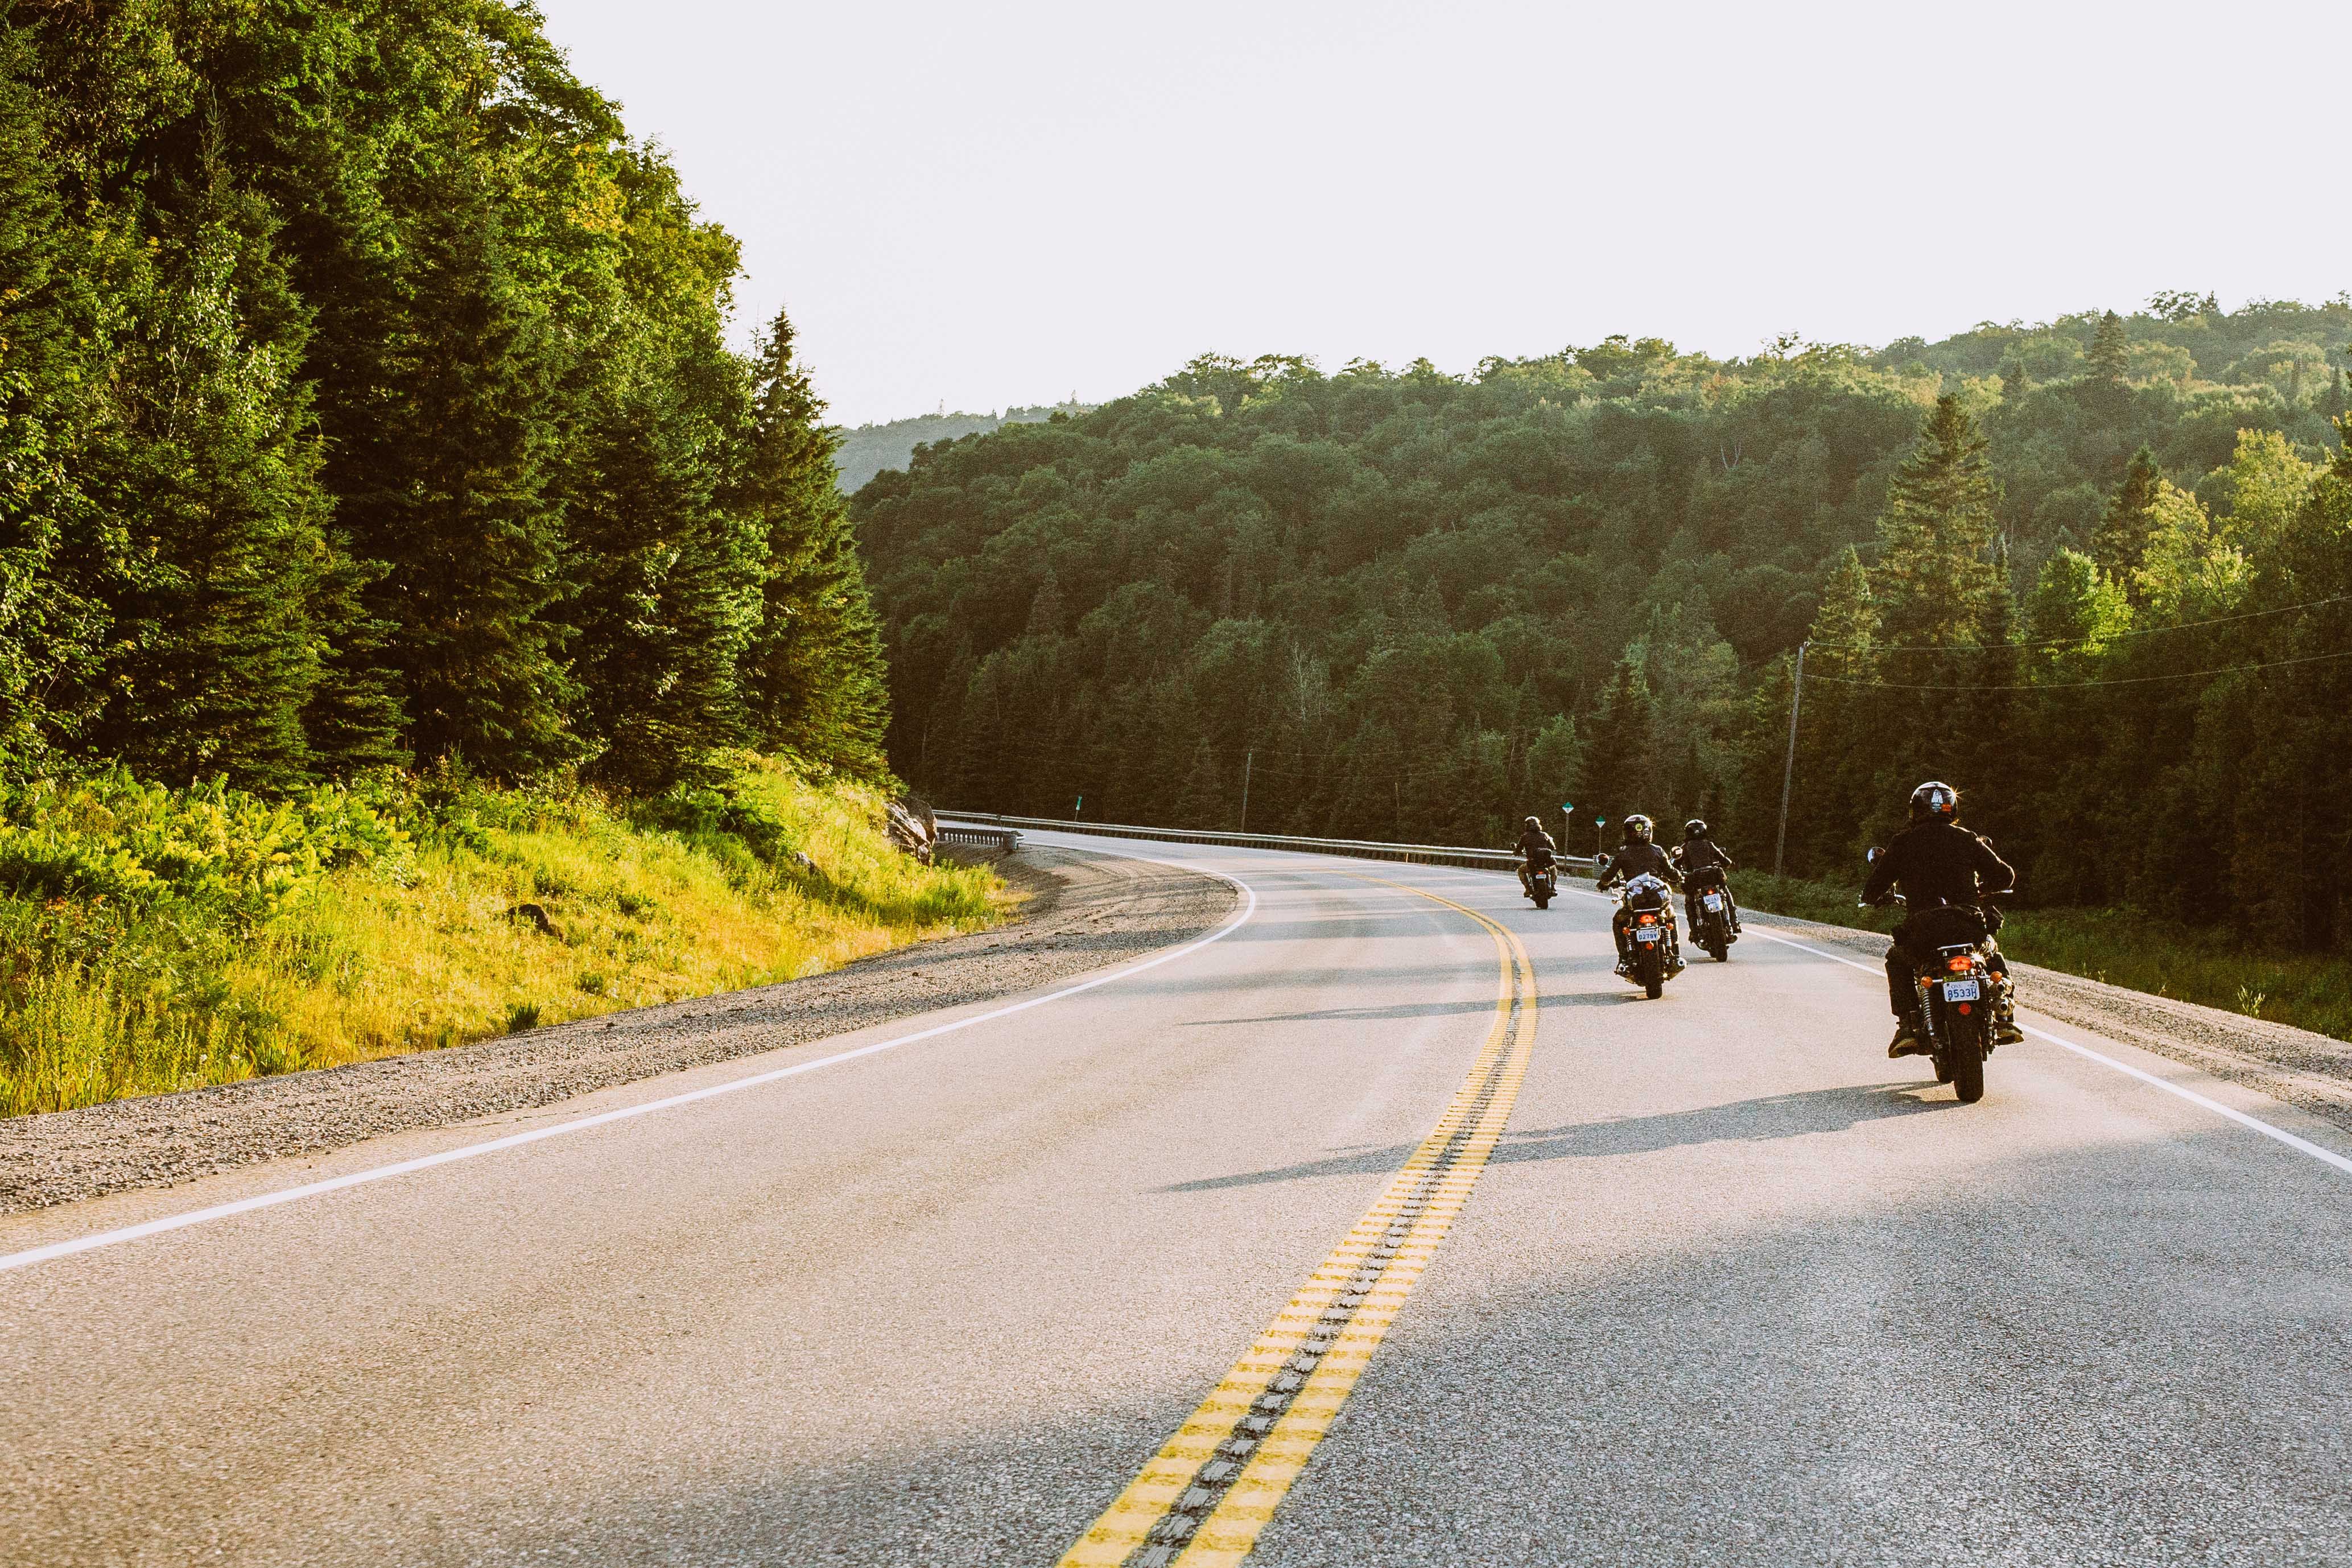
xmin=0 ymin=0 xmax=888 ymax=791
xmin=861 ymin=303 xmax=2352 ymax=944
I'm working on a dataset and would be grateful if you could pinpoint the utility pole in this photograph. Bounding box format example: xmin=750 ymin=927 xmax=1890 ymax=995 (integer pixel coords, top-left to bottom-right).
xmin=1239 ymin=750 xmax=1253 ymax=833
xmin=1774 ymin=640 xmax=1808 ymax=876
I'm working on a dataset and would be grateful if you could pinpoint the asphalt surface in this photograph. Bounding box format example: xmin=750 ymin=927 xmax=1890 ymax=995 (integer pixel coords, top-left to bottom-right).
xmin=3 ymin=832 xmax=2349 ymax=1566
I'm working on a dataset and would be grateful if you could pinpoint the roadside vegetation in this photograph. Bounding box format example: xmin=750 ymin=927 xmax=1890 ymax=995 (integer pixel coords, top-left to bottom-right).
xmin=0 ymin=757 xmax=1000 ymax=1116
xmin=0 ymin=9 xmax=1012 ymax=1119
xmin=1737 ymin=872 xmax=2352 ymax=1043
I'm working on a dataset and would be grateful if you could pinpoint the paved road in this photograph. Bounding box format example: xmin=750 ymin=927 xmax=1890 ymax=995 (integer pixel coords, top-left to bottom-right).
xmin=3 ymin=833 xmax=2349 ymax=1566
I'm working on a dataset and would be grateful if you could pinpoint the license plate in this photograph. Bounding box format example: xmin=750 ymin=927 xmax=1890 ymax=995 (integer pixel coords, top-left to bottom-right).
xmin=1703 ymin=893 xmax=1724 ymax=910
xmin=1635 ymin=927 xmax=1661 ymax=942
xmin=1942 ymin=979 xmax=1980 ymax=1002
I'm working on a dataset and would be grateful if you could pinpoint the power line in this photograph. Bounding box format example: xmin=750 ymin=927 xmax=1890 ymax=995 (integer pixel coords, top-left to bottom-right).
xmin=1805 ymin=592 xmax=2352 ymax=654
xmin=1804 ymin=646 xmax=2352 ymax=691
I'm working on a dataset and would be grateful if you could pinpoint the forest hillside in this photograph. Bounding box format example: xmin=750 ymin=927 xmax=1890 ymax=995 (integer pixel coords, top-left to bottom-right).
xmin=836 ymin=402 xmax=1092 ymax=492
xmin=859 ymin=300 xmax=2352 ymax=950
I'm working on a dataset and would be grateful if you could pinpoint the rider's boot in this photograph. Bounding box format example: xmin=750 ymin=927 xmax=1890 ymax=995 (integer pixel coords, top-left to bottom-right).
xmin=1888 ymin=1013 xmax=1929 ymax=1059
xmin=1993 ymin=980 xmax=2023 ymax=1045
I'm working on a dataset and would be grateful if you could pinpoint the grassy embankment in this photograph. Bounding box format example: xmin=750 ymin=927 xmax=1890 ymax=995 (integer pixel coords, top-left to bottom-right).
xmin=0 ymin=756 xmax=1002 ymax=1116
xmin=1734 ymin=872 xmax=2352 ymax=1042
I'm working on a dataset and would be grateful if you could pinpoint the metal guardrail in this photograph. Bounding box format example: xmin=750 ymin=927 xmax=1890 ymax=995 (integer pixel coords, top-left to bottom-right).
xmin=936 ymin=823 xmax=1022 ymax=853
xmin=937 ymin=812 xmax=1600 ymax=876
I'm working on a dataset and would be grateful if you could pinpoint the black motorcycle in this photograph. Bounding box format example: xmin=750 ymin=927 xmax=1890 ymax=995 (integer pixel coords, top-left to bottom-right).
xmin=1865 ymin=859 xmax=2008 ymax=1105
xmin=1616 ymin=872 xmax=1683 ymax=999
xmin=1683 ymin=863 xmax=1735 ymax=962
xmin=1520 ymin=848 xmax=1559 ymax=909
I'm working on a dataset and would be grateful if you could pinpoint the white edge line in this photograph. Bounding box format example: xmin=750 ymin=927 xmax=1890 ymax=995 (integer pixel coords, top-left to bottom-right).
xmin=1732 ymin=923 xmax=2352 ymax=1180
xmin=0 ymin=847 xmax=1259 ymax=1276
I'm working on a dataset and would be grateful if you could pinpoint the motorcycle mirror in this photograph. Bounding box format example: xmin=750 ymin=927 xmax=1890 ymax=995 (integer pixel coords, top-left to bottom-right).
xmin=1865 ymin=845 xmax=1883 ymax=863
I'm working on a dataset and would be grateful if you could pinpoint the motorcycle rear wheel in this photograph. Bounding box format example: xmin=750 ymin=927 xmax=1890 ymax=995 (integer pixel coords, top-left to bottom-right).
xmin=1533 ymin=893 xmax=1550 ymax=909
xmin=1946 ymin=1012 xmax=1986 ymax=1103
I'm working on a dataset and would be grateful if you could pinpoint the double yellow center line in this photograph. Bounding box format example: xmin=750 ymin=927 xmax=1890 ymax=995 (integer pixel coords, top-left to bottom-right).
xmin=1059 ymin=878 xmax=1538 ymax=1567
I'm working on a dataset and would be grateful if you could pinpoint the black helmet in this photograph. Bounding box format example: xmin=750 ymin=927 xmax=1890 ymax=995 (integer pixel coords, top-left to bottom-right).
xmin=1683 ymin=818 xmax=1708 ymax=840
xmin=1622 ymin=813 xmax=1653 ymax=844
xmin=1909 ymin=780 xmax=1958 ymax=824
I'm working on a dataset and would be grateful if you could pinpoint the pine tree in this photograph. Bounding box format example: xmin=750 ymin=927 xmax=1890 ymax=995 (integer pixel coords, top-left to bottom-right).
xmin=1025 ymin=570 xmax=1068 ymax=641
xmin=0 ymin=32 xmax=106 ymax=769
xmin=564 ymin=335 xmax=763 ymax=794
xmin=1174 ymin=736 xmax=1224 ymax=826
xmin=2090 ymin=447 xmax=2164 ymax=589
xmin=1575 ymin=658 xmax=1654 ymax=831
xmin=79 ymin=207 xmax=335 ymax=791
xmin=340 ymin=172 xmax=579 ymax=778
xmin=1872 ymin=395 xmax=2002 ymax=650
xmin=732 ymin=310 xmax=891 ymax=776
xmin=1998 ymin=354 xmax=2031 ymax=403
xmin=1865 ymin=395 xmax=2014 ymax=827
xmin=2086 ymin=309 xmax=2130 ymax=387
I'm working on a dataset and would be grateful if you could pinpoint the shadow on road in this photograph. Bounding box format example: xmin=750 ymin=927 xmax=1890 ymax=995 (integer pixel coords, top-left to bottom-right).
xmin=1162 ymin=1083 xmax=1951 ymax=1192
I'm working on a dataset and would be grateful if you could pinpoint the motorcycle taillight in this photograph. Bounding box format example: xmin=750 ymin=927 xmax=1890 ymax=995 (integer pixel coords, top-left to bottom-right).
xmin=1946 ymin=955 xmax=1973 ymax=973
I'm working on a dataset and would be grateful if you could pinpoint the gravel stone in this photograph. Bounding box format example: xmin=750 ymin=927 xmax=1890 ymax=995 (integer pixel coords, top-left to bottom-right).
xmin=0 ymin=844 xmax=1234 ymax=1215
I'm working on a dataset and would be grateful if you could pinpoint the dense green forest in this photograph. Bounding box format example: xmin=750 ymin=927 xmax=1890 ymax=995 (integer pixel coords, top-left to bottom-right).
xmin=0 ymin=0 xmax=889 ymax=794
xmin=859 ymin=299 xmax=2352 ymax=947
xmin=836 ymin=401 xmax=1091 ymax=493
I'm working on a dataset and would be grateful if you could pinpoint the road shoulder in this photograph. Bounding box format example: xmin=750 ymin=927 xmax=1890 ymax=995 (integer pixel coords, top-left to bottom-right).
xmin=0 ymin=844 xmax=1236 ymax=1215
xmin=1742 ymin=906 xmax=2352 ymax=1134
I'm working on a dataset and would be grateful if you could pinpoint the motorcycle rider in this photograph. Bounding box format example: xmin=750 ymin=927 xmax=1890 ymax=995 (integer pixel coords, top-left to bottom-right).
xmin=1862 ymin=780 xmax=2023 ymax=1058
xmin=1595 ymin=814 xmax=1682 ymax=973
xmin=1505 ymin=823 xmax=1561 ymax=893
xmin=1672 ymin=818 xmax=1742 ymax=938
xmin=1514 ymin=815 xmax=1559 ymax=897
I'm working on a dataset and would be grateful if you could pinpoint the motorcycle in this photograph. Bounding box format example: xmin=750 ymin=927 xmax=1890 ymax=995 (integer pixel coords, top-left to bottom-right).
xmin=1682 ymin=863 xmax=1735 ymax=962
xmin=1520 ymin=848 xmax=1559 ymax=909
xmin=1616 ymin=871 xmax=1683 ymax=999
xmin=1863 ymin=851 xmax=2009 ymax=1105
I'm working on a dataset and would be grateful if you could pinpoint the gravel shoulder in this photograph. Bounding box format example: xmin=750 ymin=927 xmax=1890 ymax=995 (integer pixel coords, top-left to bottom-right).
xmin=0 ymin=844 xmax=1236 ymax=1215
xmin=1743 ymin=904 xmax=2352 ymax=1130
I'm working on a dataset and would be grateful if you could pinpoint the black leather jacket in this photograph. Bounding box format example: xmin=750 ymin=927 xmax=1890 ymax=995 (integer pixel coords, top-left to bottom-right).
xmin=1598 ymin=841 xmax=1682 ymax=891
xmin=1863 ymin=821 xmax=2015 ymax=909
xmin=1676 ymin=836 xmax=1736 ymax=874
xmin=1515 ymin=826 xmax=1557 ymax=865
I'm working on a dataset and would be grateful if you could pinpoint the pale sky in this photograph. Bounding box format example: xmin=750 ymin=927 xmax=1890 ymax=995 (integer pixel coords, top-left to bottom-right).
xmin=535 ymin=0 xmax=2350 ymax=428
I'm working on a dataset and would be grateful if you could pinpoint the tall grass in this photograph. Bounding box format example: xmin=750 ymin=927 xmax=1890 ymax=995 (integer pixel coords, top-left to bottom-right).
xmin=1735 ymin=870 xmax=2352 ymax=1043
xmin=0 ymin=756 xmax=1001 ymax=1116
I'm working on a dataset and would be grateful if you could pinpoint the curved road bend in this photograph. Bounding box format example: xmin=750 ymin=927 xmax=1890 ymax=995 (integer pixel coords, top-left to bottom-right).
xmin=2 ymin=832 xmax=2349 ymax=1566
